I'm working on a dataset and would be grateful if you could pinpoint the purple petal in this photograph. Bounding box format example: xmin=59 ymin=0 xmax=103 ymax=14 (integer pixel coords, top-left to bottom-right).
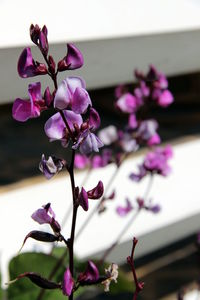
xmin=62 ymin=268 xmax=74 ymax=296
xmin=18 ymin=47 xmax=35 ymax=78
xmin=31 ymin=208 xmax=52 ymax=225
xmin=79 ymin=187 xmax=89 ymax=211
xmin=65 ymin=43 xmax=84 ymax=70
xmin=66 ymin=76 xmax=86 ymax=94
xmin=149 ymin=204 xmax=161 ymax=213
xmin=45 ymin=110 xmax=83 ymax=141
xmin=158 ymin=90 xmax=174 ymax=107
xmin=28 ymin=82 xmax=42 ymax=117
xmin=71 ymin=87 xmax=92 ymax=114
xmin=116 ymin=198 xmax=133 ymax=217
xmin=116 ymin=93 xmax=137 ymax=113
xmin=74 ymin=154 xmax=90 ymax=169
xmin=88 ymin=108 xmax=101 ymax=130
xmin=74 ymin=130 xmax=104 ymax=155
xmin=12 ymin=99 xmax=32 ymax=122
xmin=128 ymin=114 xmax=138 ymax=129
xmin=92 ymin=155 xmax=103 ymax=168
xmin=87 ymin=181 xmax=104 ymax=199
xmin=147 ymin=133 xmax=161 ymax=146
xmin=54 ymin=80 xmax=71 ymax=110
xmin=78 ymin=261 xmax=99 ymax=283
xmin=17 ymin=47 xmax=47 ymax=78
xmin=98 ymin=125 xmax=118 ymax=145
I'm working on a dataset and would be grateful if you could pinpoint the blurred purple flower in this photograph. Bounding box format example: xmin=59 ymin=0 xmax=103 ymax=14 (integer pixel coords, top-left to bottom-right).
xmin=58 ymin=43 xmax=84 ymax=71
xmin=92 ymin=149 xmax=112 ymax=168
xmin=98 ymin=125 xmax=118 ymax=146
xmin=136 ymin=120 xmax=161 ymax=146
xmin=144 ymin=145 xmax=173 ymax=176
xmin=116 ymin=93 xmax=138 ymax=113
xmin=18 ymin=47 xmax=47 ymax=78
xmin=54 ymin=76 xmax=91 ymax=113
xmin=12 ymin=82 xmax=46 ymax=122
xmin=74 ymin=154 xmax=90 ymax=169
xmin=116 ymin=198 xmax=133 ymax=217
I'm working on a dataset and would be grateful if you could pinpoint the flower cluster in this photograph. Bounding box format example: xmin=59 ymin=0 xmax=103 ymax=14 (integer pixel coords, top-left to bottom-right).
xmin=129 ymin=145 xmax=173 ymax=182
xmin=12 ymin=24 xmax=103 ymax=156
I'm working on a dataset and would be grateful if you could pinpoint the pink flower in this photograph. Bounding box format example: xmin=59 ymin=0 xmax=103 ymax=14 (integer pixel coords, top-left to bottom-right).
xmin=62 ymin=268 xmax=74 ymax=296
xmin=54 ymin=76 xmax=91 ymax=114
xmin=12 ymin=82 xmax=46 ymax=122
xmin=18 ymin=47 xmax=47 ymax=78
xmin=58 ymin=43 xmax=84 ymax=71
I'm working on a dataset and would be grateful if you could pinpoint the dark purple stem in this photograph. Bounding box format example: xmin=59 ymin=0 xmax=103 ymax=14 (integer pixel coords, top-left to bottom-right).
xmin=68 ymin=149 xmax=79 ymax=300
xmin=127 ymin=237 xmax=144 ymax=300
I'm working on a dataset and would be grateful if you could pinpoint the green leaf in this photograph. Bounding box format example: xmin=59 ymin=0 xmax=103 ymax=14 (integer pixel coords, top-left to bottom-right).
xmin=7 ymin=252 xmax=66 ymax=300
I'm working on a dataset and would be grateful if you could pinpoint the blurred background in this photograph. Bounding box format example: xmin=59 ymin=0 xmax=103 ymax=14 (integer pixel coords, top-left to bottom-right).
xmin=1 ymin=1 xmax=200 ymax=299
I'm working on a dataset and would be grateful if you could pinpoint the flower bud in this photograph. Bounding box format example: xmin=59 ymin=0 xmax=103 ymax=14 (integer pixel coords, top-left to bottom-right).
xmin=30 ymin=24 xmax=40 ymax=44
xmin=87 ymin=181 xmax=104 ymax=199
xmin=48 ymin=55 xmax=56 ymax=74
xmin=62 ymin=268 xmax=74 ymax=296
xmin=58 ymin=43 xmax=84 ymax=72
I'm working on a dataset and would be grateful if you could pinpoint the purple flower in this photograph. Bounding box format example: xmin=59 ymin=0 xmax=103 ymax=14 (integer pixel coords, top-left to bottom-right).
xmin=134 ymin=81 xmax=150 ymax=99
xmin=128 ymin=114 xmax=138 ymax=129
xmin=148 ymin=204 xmax=161 ymax=213
xmin=18 ymin=47 xmax=47 ymax=78
xmin=39 ymin=25 xmax=49 ymax=55
xmin=118 ymin=131 xmax=138 ymax=153
xmin=12 ymin=82 xmax=46 ymax=122
xmin=157 ymin=90 xmax=174 ymax=107
xmin=136 ymin=120 xmax=161 ymax=146
xmin=98 ymin=125 xmax=118 ymax=146
xmin=39 ymin=154 xmax=66 ymax=179
xmin=44 ymin=110 xmax=83 ymax=146
xmin=58 ymin=43 xmax=84 ymax=71
xmin=116 ymin=198 xmax=133 ymax=217
xmin=87 ymin=181 xmax=104 ymax=199
xmin=79 ymin=187 xmax=89 ymax=211
xmin=72 ymin=129 xmax=103 ymax=155
xmin=92 ymin=149 xmax=112 ymax=168
xmin=147 ymin=133 xmax=161 ymax=146
xmin=31 ymin=203 xmax=61 ymax=234
xmin=74 ymin=154 xmax=90 ymax=169
xmin=143 ymin=145 xmax=173 ymax=176
xmin=116 ymin=93 xmax=138 ymax=113
xmin=54 ymin=76 xmax=91 ymax=114
xmin=78 ymin=181 xmax=104 ymax=211
xmin=62 ymin=268 xmax=74 ymax=296
xmin=78 ymin=261 xmax=99 ymax=284
xmin=129 ymin=165 xmax=147 ymax=182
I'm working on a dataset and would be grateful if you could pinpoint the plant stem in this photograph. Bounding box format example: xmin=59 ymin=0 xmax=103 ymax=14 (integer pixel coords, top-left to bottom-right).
xmin=68 ymin=149 xmax=78 ymax=300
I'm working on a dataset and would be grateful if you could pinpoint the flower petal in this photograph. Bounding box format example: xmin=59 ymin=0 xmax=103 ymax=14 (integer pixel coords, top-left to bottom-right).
xmin=54 ymin=80 xmax=70 ymax=110
xmin=65 ymin=43 xmax=84 ymax=70
xmin=71 ymin=87 xmax=92 ymax=114
xmin=62 ymin=268 xmax=74 ymax=296
xmin=12 ymin=99 xmax=32 ymax=122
